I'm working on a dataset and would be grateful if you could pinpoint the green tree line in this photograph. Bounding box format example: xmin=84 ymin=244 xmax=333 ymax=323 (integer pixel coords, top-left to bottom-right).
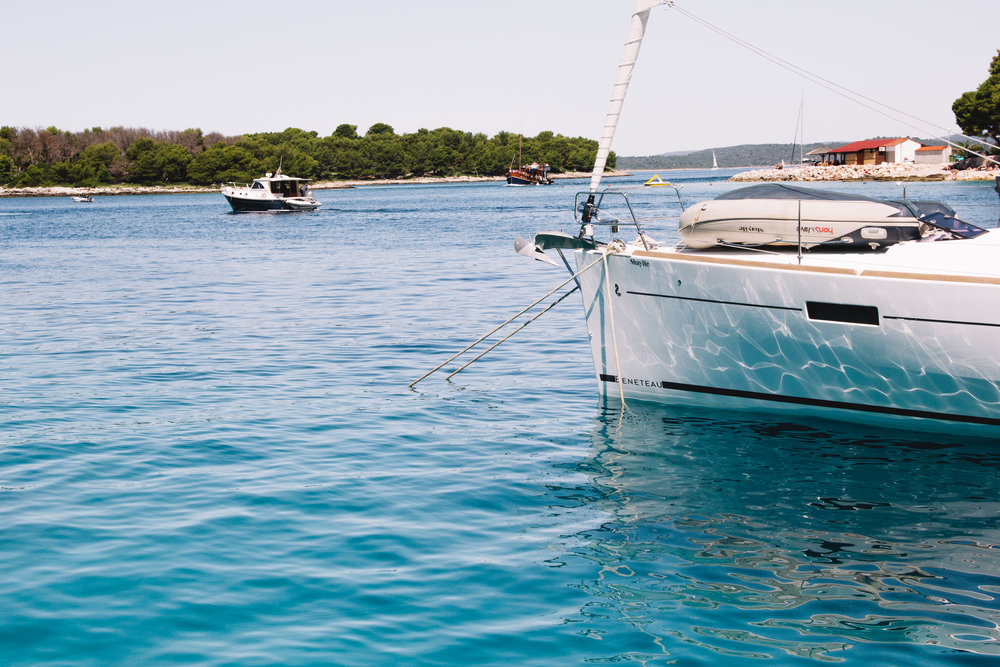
xmin=0 ymin=124 xmax=612 ymax=187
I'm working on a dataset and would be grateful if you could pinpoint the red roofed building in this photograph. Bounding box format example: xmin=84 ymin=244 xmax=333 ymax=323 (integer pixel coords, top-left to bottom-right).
xmin=822 ymin=138 xmax=922 ymax=165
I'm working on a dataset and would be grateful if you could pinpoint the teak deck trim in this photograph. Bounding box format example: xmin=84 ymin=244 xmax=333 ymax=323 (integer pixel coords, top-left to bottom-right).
xmin=629 ymin=249 xmax=1000 ymax=285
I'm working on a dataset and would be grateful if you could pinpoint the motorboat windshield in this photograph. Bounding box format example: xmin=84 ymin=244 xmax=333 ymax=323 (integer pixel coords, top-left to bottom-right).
xmin=919 ymin=211 xmax=989 ymax=240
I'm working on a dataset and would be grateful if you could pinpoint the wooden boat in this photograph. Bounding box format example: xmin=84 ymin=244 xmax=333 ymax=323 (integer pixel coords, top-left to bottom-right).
xmin=506 ymin=162 xmax=552 ymax=186
xmin=505 ymin=135 xmax=552 ymax=185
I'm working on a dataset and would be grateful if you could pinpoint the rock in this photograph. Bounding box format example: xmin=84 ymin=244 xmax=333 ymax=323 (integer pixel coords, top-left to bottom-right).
xmin=729 ymin=163 xmax=998 ymax=183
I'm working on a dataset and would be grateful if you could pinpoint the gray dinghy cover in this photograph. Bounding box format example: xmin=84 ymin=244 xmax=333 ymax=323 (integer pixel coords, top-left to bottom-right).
xmin=716 ymin=183 xmax=954 ymax=219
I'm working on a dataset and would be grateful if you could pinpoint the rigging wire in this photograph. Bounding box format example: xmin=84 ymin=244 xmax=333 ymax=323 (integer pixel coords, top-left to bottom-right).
xmin=663 ymin=1 xmax=1000 ymax=166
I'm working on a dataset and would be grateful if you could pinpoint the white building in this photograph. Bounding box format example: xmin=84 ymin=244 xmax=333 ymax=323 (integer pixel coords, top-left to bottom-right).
xmin=823 ymin=138 xmax=923 ymax=165
xmin=914 ymin=145 xmax=952 ymax=164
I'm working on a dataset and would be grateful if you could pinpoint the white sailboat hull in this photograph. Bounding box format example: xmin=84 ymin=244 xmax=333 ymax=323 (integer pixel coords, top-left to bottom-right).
xmin=575 ymin=234 xmax=1000 ymax=433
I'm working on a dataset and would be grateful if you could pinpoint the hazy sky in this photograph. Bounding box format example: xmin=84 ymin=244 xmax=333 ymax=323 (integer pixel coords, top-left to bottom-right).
xmin=10 ymin=0 xmax=999 ymax=156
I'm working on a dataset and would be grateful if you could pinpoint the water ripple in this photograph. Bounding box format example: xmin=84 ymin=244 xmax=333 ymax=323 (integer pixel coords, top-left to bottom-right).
xmin=2 ymin=177 xmax=999 ymax=664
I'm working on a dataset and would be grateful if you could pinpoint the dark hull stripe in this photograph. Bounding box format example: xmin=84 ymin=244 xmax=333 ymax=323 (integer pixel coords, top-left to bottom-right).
xmin=883 ymin=315 xmax=1000 ymax=328
xmin=226 ymin=203 xmax=283 ymax=212
xmin=627 ymin=290 xmax=800 ymax=312
xmin=598 ymin=374 xmax=1000 ymax=427
xmin=506 ymin=177 xmax=549 ymax=186
xmin=224 ymin=195 xmax=288 ymax=212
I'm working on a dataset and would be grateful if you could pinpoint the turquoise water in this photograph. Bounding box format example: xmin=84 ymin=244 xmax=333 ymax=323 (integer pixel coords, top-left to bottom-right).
xmin=2 ymin=171 xmax=1000 ymax=664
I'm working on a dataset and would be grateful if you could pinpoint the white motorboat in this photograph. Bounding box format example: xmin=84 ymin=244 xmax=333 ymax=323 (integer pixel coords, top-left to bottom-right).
xmin=221 ymin=170 xmax=320 ymax=212
xmin=71 ymin=195 xmax=94 ymax=203
xmin=518 ymin=1 xmax=1000 ymax=434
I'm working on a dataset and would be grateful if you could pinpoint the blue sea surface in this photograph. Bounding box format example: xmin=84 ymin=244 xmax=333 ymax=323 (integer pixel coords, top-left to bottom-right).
xmin=2 ymin=171 xmax=1000 ymax=664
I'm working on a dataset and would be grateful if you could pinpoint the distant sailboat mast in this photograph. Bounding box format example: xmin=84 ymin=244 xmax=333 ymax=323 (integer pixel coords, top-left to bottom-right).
xmin=712 ymin=149 xmax=719 ymax=169
xmin=789 ymin=92 xmax=804 ymax=165
xmin=799 ymin=94 xmax=805 ymax=165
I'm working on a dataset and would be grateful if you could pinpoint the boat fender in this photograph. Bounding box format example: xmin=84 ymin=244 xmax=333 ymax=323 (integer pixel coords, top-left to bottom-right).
xmin=606 ymin=239 xmax=627 ymax=254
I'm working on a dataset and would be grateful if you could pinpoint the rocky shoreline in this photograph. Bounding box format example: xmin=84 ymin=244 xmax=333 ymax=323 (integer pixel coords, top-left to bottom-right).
xmin=0 ymin=171 xmax=607 ymax=199
xmin=729 ymin=163 xmax=1000 ymax=182
xmin=4 ymin=165 xmax=996 ymax=198
xmin=0 ymin=177 xmax=496 ymax=198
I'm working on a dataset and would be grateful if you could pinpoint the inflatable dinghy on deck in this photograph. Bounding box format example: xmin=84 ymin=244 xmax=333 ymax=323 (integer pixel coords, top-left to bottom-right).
xmin=679 ymin=183 xmax=955 ymax=250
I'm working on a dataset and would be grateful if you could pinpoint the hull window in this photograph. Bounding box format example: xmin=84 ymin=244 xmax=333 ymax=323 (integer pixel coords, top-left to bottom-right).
xmin=806 ymin=301 xmax=879 ymax=325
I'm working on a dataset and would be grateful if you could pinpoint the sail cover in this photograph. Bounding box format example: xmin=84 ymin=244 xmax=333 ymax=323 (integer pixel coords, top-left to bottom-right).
xmin=589 ymin=0 xmax=664 ymax=193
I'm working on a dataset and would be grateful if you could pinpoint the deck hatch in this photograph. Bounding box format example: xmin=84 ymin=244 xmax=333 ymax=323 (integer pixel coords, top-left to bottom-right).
xmin=806 ymin=301 xmax=879 ymax=325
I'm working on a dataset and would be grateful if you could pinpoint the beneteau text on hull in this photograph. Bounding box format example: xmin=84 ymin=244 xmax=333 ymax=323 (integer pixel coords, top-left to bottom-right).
xmin=518 ymin=0 xmax=1000 ymax=434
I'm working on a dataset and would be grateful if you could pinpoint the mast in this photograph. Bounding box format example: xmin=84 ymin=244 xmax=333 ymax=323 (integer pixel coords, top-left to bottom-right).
xmin=587 ymin=0 xmax=664 ymax=196
xmin=798 ymin=92 xmax=805 ymax=165
xmin=789 ymin=92 xmax=804 ymax=165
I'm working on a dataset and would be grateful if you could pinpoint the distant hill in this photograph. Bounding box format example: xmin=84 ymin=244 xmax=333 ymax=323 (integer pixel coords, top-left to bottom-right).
xmin=620 ymin=135 xmax=971 ymax=170
xmin=618 ymin=143 xmax=842 ymax=170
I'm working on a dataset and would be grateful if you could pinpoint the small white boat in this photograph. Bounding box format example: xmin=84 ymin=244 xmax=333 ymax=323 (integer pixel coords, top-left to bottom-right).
xmin=71 ymin=195 xmax=94 ymax=203
xmin=221 ymin=169 xmax=320 ymax=212
xmin=282 ymin=197 xmax=322 ymax=211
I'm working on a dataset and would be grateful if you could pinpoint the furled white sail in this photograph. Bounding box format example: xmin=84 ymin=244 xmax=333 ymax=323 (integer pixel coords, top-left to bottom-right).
xmin=589 ymin=0 xmax=664 ymax=193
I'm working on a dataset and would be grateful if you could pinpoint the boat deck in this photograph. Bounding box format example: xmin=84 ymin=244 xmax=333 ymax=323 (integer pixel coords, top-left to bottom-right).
xmin=626 ymin=229 xmax=1000 ymax=283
